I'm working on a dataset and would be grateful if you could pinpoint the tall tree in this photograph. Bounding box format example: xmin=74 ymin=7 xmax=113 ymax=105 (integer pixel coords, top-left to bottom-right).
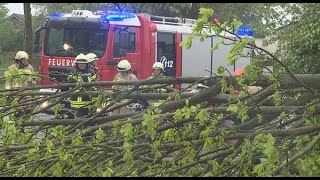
xmin=24 ymin=3 xmax=34 ymax=67
xmin=0 ymin=3 xmax=8 ymax=21
xmin=0 ymin=20 xmax=24 ymax=51
xmin=255 ymin=3 xmax=320 ymax=74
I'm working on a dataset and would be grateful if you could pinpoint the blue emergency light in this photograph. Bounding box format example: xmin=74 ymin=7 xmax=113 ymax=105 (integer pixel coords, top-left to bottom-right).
xmin=235 ymin=25 xmax=253 ymax=37
xmin=48 ymin=13 xmax=66 ymax=18
xmin=100 ymin=14 xmax=135 ymax=21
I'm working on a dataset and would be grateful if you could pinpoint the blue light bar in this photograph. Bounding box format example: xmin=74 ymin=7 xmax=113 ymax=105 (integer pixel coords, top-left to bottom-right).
xmin=48 ymin=13 xmax=66 ymax=19
xmin=100 ymin=14 xmax=135 ymax=22
xmin=235 ymin=25 xmax=253 ymax=37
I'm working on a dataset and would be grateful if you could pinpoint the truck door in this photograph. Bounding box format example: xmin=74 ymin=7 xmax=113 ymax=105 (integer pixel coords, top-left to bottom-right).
xmin=157 ymin=32 xmax=176 ymax=77
xmin=104 ymin=25 xmax=140 ymax=81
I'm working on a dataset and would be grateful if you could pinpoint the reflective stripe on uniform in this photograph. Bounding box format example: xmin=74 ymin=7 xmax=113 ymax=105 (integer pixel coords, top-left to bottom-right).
xmin=69 ymin=73 xmax=96 ymax=109
xmin=4 ymin=66 xmax=34 ymax=89
xmin=88 ymin=74 xmax=97 ymax=82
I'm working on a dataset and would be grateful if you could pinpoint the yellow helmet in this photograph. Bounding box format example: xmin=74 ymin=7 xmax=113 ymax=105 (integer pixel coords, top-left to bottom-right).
xmin=152 ymin=62 xmax=164 ymax=70
xmin=75 ymin=53 xmax=89 ymax=64
xmin=117 ymin=59 xmax=131 ymax=71
xmin=86 ymin=53 xmax=97 ymax=62
xmin=15 ymin=51 xmax=29 ymax=60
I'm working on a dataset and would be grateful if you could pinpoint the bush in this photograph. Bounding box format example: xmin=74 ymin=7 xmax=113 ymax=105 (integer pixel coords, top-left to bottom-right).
xmin=0 ymin=52 xmax=14 ymax=88
xmin=0 ymin=20 xmax=24 ymax=52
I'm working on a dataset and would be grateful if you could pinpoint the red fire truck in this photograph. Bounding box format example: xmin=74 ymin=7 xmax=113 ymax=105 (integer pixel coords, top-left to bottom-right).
xmin=33 ymin=9 xmax=253 ymax=86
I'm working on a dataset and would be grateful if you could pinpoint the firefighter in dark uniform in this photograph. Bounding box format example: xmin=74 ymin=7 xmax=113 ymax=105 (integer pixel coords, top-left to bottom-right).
xmin=65 ymin=53 xmax=97 ymax=117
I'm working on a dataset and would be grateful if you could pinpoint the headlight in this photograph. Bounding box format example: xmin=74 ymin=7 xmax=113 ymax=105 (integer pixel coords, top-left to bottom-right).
xmin=40 ymin=101 xmax=49 ymax=108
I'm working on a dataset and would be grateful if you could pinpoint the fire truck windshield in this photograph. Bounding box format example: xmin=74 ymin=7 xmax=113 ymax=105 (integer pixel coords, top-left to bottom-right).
xmin=44 ymin=27 xmax=108 ymax=57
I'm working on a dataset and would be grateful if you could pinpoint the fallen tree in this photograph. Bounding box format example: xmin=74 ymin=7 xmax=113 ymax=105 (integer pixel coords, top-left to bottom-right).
xmin=1 ymin=8 xmax=320 ymax=177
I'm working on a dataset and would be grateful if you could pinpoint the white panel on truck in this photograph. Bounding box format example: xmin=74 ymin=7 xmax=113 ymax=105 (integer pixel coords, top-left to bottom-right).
xmin=181 ymin=34 xmax=212 ymax=90
xmin=181 ymin=34 xmax=212 ymax=78
xmin=235 ymin=48 xmax=252 ymax=71
xmin=181 ymin=35 xmax=252 ymax=90
xmin=211 ymin=36 xmax=235 ymax=76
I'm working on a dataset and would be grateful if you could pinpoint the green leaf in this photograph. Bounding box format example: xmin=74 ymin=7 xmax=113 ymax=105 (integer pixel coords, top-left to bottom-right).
xmin=217 ymin=66 xmax=225 ymax=74
xmin=220 ymin=77 xmax=227 ymax=93
xmin=293 ymin=92 xmax=301 ymax=101
xmin=183 ymin=109 xmax=191 ymax=119
xmin=120 ymin=121 xmax=134 ymax=142
xmin=95 ymin=127 xmax=106 ymax=142
xmin=163 ymin=129 xmax=174 ymax=141
xmin=173 ymin=109 xmax=183 ymax=122
xmin=195 ymin=109 xmax=207 ymax=126
xmin=52 ymin=162 xmax=63 ymax=176
xmin=180 ymin=35 xmax=193 ymax=49
xmin=226 ymin=104 xmax=238 ymax=113
xmin=308 ymin=104 xmax=316 ymax=113
xmin=253 ymin=163 xmax=264 ymax=176
xmin=102 ymin=167 xmax=113 ymax=177
xmin=257 ymin=114 xmax=263 ymax=123
xmin=203 ymin=137 xmax=213 ymax=149
xmin=185 ymin=98 xmax=190 ymax=107
xmin=154 ymin=149 xmax=162 ymax=162
xmin=199 ymin=8 xmax=214 ymax=17
xmin=123 ymin=149 xmax=133 ymax=164
xmin=71 ymin=137 xmax=83 ymax=147
xmin=0 ymin=97 xmax=7 ymax=105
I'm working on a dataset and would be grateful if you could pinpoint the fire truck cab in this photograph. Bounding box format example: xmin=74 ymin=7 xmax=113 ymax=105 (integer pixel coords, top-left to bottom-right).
xmin=33 ymin=9 xmax=253 ymax=86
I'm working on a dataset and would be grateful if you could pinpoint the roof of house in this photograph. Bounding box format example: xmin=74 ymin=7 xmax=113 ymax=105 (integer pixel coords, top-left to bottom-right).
xmin=8 ymin=13 xmax=25 ymax=21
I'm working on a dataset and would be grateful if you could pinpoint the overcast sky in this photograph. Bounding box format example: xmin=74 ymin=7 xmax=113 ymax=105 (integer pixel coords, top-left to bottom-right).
xmin=6 ymin=3 xmax=30 ymax=15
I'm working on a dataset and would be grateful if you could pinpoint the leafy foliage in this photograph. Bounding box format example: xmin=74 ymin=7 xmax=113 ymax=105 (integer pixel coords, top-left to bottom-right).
xmin=1 ymin=4 xmax=320 ymax=177
xmin=0 ymin=3 xmax=8 ymax=21
xmin=0 ymin=20 xmax=24 ymax=52
xmin=255 ymin=3 xmax=320 ymax=74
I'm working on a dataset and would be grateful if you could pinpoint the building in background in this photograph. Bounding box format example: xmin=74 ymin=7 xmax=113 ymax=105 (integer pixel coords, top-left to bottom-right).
xmin=7 ymin=13 xmax=24 ymax=28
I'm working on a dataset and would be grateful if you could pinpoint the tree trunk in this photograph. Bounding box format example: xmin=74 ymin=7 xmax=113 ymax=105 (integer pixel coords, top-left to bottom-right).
xmin=23 ymin=3 xmax=34 ymax=67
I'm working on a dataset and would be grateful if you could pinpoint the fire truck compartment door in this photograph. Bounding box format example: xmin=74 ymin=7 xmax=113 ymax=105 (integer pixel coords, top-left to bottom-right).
xmin=157 ymin=32 xmax=176 ymax=77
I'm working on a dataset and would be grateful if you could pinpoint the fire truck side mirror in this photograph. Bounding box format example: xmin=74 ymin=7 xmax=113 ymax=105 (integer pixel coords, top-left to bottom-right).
xmin=33 ymin=25 xmax=45 ymax=55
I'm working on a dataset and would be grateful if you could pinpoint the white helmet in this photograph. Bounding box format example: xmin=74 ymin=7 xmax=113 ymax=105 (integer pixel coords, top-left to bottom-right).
xmin=86 ymin=53 xmax=97 ymax=62
xmin=133 ymin=103 xmax=144 ymax=112
xmin=75 ymin=53 xmax=89 ymax=64
xmin=117 ymin=59 xmax=131 ymax=71
xmin=197 ymin=83 xmax=209 ymax=89
xmin=152 ymin=62 xmax=164 ymax=70
xmin=15 ymin=51 xmax=29 ymax=60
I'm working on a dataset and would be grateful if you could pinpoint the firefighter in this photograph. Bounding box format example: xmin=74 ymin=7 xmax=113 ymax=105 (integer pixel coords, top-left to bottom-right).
xmin=65 ymin=53 xmax=97 ymax=117
xmin=145 ymin=62 xmax=167 ymax=93
xmin=86 ymin=53 xmax=101 ymax=81
xmin=130 ymin=62 xmax=167 ymax=112
xmin=148 ymin=62 xmax=166 ymax=79
xmin=112 ymin=59 xmax=138 ymax=114
xmin=4 ymin=51 xmax=36 ymax=118
xmin=4 ymin=51 xmax=36 ymax=90
xmin=143 ymin=62 xmax=175 ymax=108
xmin=190 ymin=83 xmax=209 ymax=93
xmin=112 ymin=59 xmax=138 ymax=90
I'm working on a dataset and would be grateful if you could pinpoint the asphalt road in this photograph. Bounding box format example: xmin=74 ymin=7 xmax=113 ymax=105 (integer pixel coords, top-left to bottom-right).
xmin=1 ymin=110 xmax=55 ymax=144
